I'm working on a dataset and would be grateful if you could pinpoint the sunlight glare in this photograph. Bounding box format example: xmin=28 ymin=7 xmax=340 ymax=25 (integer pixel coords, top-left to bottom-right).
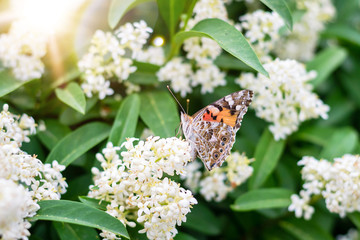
xmin=10 ymin=0 xmax=85 ymax=35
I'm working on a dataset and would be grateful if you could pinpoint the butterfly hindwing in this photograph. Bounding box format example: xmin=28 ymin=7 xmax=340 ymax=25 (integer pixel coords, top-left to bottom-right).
xmin=191 ymin=121 xmax=236 ymax=170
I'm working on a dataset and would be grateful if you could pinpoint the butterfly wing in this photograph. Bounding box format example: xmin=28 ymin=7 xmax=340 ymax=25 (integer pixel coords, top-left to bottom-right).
xmin=190 ymin=90 xmax=253 ymax=170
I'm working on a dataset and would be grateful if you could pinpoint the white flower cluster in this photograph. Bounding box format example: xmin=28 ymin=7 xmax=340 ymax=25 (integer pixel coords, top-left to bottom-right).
xmin=236 ymin=59 xmax=329 ymax=140
xmin=0 ymin=104 xmax=67 ymax=240
xmin=78 ymin=20 xmax=153 ymax=99
xmin=239 ymin=10 xmax=285 ymax=62
xmin=135 ymin=46 xmax=165 ymax=65
xmin=182 ymin=152 xmax=254 ymax=202
xmin=88 ymin=137 xmax=197 ymax=240
xmin=0 ymin=21 xmax=47 ymax=81
xmin=157 ymin=57 xmax=226 ymax=97
xmin=337 ymin=229 xmax=359 ymax=240
xmin=158 ymin=0 xmax=229 ymax=96
xmin=274 ymin=0 xmax=335 ymax=61
xmin=289 ymin=154 xmax=360 ymax=220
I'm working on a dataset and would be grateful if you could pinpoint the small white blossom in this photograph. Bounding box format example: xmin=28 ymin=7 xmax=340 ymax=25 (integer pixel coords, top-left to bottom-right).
xmin=78 ymin=29 xmax=137 ymax=99
xmin=88 ymin=137 xmax=197 ymax=240
xmin=236 ymin=59 xmax=330 ymax=140
xmin=239 ymin=10 xmax=285 ymax=62
xmin=0 ymin=104 xmax=67 ymax=240
xmin=135 ymin=46 xmax=165 ymax=65
xmin=157 ymin=57 xmax=194 ymax=97
xmin=289 ymin=154 xmax=360 ymax=219
xmin=336 ymin=229 xmax=359 ymax=240
xmin=115 ymin=20 xmax=153 ymax=58
xmin=192 ymin=62 xmax=226 ymax=94
xmin=274 ymin=0 xmax=335 ymax=61
xmin=79 ymin=20 xmax=152 ymax=100
xmin=182 ymin=152 xmax=254 ymax=202
xmin=0 ymin=21 xmax=47 ymax=81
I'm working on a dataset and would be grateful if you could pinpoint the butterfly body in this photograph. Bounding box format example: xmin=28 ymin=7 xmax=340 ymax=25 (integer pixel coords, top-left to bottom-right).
xmin=181 ymin=90 xmax=253 ymax=171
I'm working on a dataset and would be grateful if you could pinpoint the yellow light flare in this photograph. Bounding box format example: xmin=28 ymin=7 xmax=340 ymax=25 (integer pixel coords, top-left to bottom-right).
xmin=9 ymin=0 xmax=85 ymax=35
xmin=152 ymin=36 xmax=165 ymax=47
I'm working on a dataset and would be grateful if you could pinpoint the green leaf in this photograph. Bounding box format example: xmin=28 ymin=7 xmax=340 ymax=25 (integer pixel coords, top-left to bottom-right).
xmin=55 ymin=82 xmax=86 ymax=114
xmin=320 ymin=127 xmax=358 ymax=159
xmin=214 ymin=53 xmax=254 ymax=71
xmin=174 ymin=232 xmax=197 ymax=240
xmin=322 ymin=24 xmax=360 ymax=47
xmin=0 ymin=70 xmax=35 ymax=97
xmin=37 ymin=119 xmax=71 ymax=150
xmin=173 ymin=18 xmax=268 ymax=77
xmin=292 ymin=126 xmax=336 ymax=147
xmin=182 ymin=203 xmax=221 ymax=235
xmin=157 ymin=0 xmax=186 ymax=37
xmin=341 ymin=71 xmax=360 ymax=108
xmin=31 ymin=200 xmax=129 ymax=239
xmin=109 ymin=94 xmax=140 ymax=146
xmin=280 ymin=218 xmax=332 ymax=240
xmin=128 ymin=72 xmax=158 ymax=85
xmin=53 ymin=222 xmax=99 ymax=240
xmin=79 ymin=196 xmax=109 ymax=211
xmin=260 ymin=0 xmax=293 ymax=30
xmin=45 ymin=122 xmax=111 ymax=166
xmin=307 ymin=46 xmax=347 ymax=87
xmin=139 ymin=91 xmax=179 ymax=138
xmin=249 ymin=129 xmax=285 ymax=189
xmin=133 ymin=61 xmax=161 ymax=72
xmin=231 ymin=188 xmax=293 ymax=211
xmin=348 ymin=212 xmax=360 ymax=230
xmin=108 ymin=0 xmax=150 ymax=29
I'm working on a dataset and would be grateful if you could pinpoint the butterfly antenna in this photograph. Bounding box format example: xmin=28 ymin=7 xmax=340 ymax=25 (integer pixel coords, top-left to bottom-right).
xmin=186 ymin=99 xmax=190 ymax=114
xmin=167 ymin=85 xmax=186 ymax=113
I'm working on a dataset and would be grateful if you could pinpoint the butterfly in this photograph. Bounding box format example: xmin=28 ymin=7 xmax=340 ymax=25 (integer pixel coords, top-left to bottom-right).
xmin=169 ymin=87 xmax=253 ymax=171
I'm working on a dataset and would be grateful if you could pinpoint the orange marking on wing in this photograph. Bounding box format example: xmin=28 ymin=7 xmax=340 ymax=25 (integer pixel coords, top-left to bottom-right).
xmin=202 ymin=108 xmax=237 ymax=127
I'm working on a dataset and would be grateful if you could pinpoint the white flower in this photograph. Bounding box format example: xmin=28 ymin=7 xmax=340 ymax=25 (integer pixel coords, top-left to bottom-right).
xmin=200 ymin=172 xmax=231 ymax=202
xmin=157 ymin=57 xmax=194 ymax=97
xmin=239 ymin=10 xmax=284 ymax=61
xmin=0 ymin=179 xmax=36 ymax=240
xmin=0 ymin=104 xmax=37 ymax=145
xmin=0 ymin=104 xmax=67 ymax=240
xmin=0 ymin=21 xmax=47 ymax=81
xmin=124 ymin=81 xmax=140 ymax=95
xmin=88 ymin=137 xmax=197 ymax=240
xmin=226 ymin=152 xmax=254 ymax=186
xmin=236 ymin=59 xmax=330 ymax=140
xmin=336 ymin=229 xmax=359 ymax=240
xmin=274 ymin=0 xmax=335 ymax=61
xmin=183 ymin=37 xmax=222 ymax=64
xmin=135 ymin=46 xmax=165 ymax=65
xmin=182 ymin=152 xmax=254 ymax=202
xmin=289 ymin=154 xmax=360 ymax=219
xmin=288 ymin=190 xmax=314 ymax=220
xmin=192 ymin=62 xmax=226 ymax=94
xmin=115 ymin=20 xmax=153 ymax=58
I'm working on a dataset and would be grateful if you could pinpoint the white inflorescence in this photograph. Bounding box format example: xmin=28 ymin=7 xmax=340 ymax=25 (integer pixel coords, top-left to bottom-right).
xmin=274 ymin=0 xmax=335 ymax=61
xmin=289 ymin=154 xmax=360 ymax=220
xmin=157 ymin=57 xmax=194 ymax=97
xmin=236 ymin=58 xmax=329 ymax=140
xmin=182 ymin=152 xmax=254 ymax=202
xmin=239 ymin=10 xmax=285 ymax=62
xmin=0 ymin=104 xmax=67 ymax=240
xmin=88 ymin=137 xmax=197 ymax=240
xmin=78 ymin=20 xmax=153 ymax=100
xmin=336 ymin=229 xmax=359 ymax=240
xmin=0 ymin=21 xmax=47 ymax=81
xmin=157 ymin=0 xmax=229 ymax=97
